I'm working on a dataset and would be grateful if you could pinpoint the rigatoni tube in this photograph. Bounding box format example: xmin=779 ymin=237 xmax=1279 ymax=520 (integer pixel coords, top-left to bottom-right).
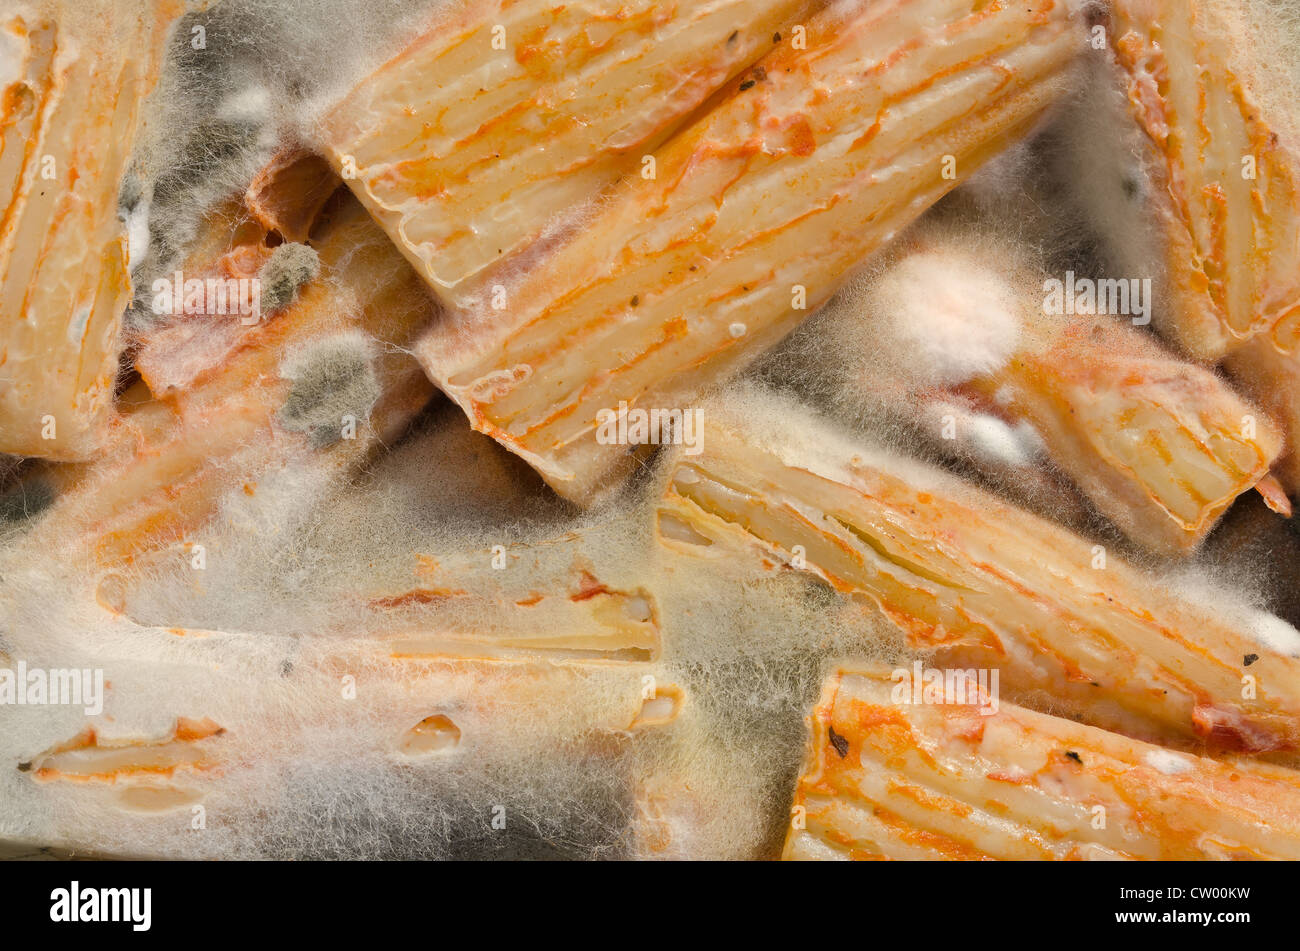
xmin=417 ymin=0 xmax=1086 ymax=503
xmin=657 ymin=396 xmax=1300 ymax=752
xmin=0 ymin=1 xmax=182 ymax=458
xmin=785 ymin=665 xmax=1300 ymax=860
xmin=320 ymin=0 xmax=824 ymax=305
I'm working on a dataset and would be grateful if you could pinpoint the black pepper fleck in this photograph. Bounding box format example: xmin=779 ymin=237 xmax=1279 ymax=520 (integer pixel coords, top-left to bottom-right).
xmin=828 ymin=726 xmax=849 ymax=758
xmin=739 ymin=79 xmax=756 ymax=91
xmin=1064 ymin=750 xmax=1082 ymax=764
xmin=1244 ymin=653 xmax=1259 ymax=667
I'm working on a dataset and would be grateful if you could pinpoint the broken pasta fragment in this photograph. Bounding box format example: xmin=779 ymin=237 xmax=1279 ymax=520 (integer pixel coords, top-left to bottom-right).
xmin=1094 ymin=0 xmax=1300 ymax=362
xmin=785 ymin=665 xmax=1300 ymax=860
xmin=799 ymin=225 xmax=1285 ymax=555
xmin=1062 ymin=0 xmax=1300 ymax=492
xmin=0 ymin=0 xmax=182 ymax=458
xmin=23 ymin=191 xmax=437 ymax=566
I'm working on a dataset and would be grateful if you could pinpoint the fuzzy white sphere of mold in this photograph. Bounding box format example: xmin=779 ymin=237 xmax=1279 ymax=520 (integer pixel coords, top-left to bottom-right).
xmin=1248 ymin=610 xmax=1300 ymax=658
xmin=863 ymin=248 xmax=1022 ymax=390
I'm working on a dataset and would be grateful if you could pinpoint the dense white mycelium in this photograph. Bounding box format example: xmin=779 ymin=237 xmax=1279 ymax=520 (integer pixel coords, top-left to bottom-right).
xmin=861 ymin=249 xmax=1022 ymax=389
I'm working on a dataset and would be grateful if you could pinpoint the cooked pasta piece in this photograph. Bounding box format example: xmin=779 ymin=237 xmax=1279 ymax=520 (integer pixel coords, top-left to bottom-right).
xmin=0 ymin=0 xmax=181 ymax=458
xmin=25 ymin=192 xmax=437 ymax=565
xmin=417 ymin=0 xmax=1085 ymax=503
xmin=320 ymin=0 xmax=823 ymax=305
xmin=785 ymin=665 xmax=1300 ymax=860
xmin=657 ymin=396 xmax=1300 ymax=751
xmin=1098 ymin=0 xmax=1300 ymax=362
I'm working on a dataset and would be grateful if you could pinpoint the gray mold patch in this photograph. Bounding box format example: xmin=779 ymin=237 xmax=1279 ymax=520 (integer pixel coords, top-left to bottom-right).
xmin=259 ymin=242 xmax=321 ymax=314
xmin=278 ymin=332 xmax=381 ymax=448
